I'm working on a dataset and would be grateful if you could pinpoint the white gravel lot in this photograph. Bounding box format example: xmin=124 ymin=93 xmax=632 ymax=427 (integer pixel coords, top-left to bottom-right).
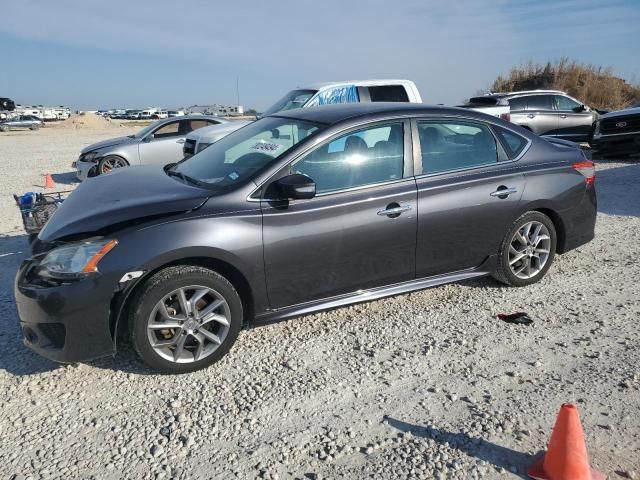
xmin=0 ymin=125 xmax=639 ymax=480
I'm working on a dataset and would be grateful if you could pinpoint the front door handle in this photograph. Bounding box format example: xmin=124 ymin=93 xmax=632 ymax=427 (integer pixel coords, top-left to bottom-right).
xmin=490 ymin=187 xmax=518 ymax=198
xmin=176 ymin=138 xmax=186 ymax=144
xmin=559 ymin=114 xmax=567 ymax=119
xmin=527 ymin=114 xmax=536 ymax=119
xmin=377 ymin=204 xmax=412 ymax=217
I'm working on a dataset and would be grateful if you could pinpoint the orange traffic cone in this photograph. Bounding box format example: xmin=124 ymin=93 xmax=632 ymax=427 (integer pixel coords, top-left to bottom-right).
xmin=44 ymin=173 xmax=55 ymax=189
xmin=529 ymin=403 xmax=607 ymax=480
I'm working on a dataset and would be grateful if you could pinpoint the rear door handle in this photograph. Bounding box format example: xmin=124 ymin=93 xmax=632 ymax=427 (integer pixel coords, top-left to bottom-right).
xmin=490 ymin=187 xmax=518 ymax=198
xmin=527 ymin=114 xmax=536 ymax=119
xmin=176 ymin=138 xmax=186 ymax=144
xmin=559 ymin=114 xmax=567 ymax=119
xmin=377 ymin=204 xmax=412 ymax=217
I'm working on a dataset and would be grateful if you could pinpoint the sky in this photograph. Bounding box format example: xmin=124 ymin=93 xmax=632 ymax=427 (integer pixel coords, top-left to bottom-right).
xmin=2 ymin=0 xmax=639 ymax=111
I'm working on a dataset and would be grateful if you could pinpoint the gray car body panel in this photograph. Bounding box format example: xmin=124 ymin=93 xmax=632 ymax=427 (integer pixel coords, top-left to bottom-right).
xmin=18 ymin=103 xmax=596 ymax=363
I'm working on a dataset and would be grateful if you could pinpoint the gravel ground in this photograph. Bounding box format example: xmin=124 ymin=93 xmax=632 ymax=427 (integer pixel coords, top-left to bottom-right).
xmin=0 ymin=126 xmax=639 ymax=480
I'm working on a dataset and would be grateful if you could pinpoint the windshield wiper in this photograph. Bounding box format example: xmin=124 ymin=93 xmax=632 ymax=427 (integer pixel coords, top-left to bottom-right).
xmin=166 ymin=169 xmax=208 ymax=188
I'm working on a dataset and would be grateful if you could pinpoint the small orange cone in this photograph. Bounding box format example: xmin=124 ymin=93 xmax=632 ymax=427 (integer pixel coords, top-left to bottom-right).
xmin=44 ymin=173 xmax=55 ymax=189
xmin=529 ymin=403 xmax=607 ymax=480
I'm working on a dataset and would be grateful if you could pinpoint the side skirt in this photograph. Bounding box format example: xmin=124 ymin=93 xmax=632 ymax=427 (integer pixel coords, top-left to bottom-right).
xmin=253 ymin=256 xmax=496 ymax=326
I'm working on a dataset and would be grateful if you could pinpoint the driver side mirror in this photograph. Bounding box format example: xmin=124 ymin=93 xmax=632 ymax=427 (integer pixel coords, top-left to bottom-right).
xmin=276 ymin=174 xmax=316 ymax=200
xmin=144 ymin=134 xmax=154 ymax=142
xmin=574 ymin=104 xmax=587 ymax=113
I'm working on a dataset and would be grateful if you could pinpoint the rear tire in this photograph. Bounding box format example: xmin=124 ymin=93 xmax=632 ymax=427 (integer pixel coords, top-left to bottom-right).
xmin=493 ymin=211 xmax=557 ymax=287
xmin=130 ymin=266 xmax=243 ymax=373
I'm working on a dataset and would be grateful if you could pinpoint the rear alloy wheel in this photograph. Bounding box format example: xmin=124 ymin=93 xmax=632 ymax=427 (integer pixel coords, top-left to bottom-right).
xmin=130 ymin=266 xmax=242 ymax=373
xmin=493 ymin=211 xmax=557 ymax=287
xmin=98 ymin=155 xmax=129 ymax=175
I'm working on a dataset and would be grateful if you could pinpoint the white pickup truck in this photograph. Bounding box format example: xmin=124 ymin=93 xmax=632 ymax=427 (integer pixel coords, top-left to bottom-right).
xmin=183 ymin=79 xmax=422 ymax=157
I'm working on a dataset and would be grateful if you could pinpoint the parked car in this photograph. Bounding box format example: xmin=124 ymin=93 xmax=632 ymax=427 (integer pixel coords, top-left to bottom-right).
xmin=185 ymin=79 xmax=423 ymax=157
xmin=152 ymin=110 xmax=168 ymax=120
xmin=127 ymin=110 xmax=143 ymax=120
xmin=167 ymin=110 xmax=185 ymax=117
xmin=591 ymin=104 xmax=640 ymax=157
xmin=182 ymin=120 xmax=252 ymax=158
xmin=73 ymin=115 xmax=224 ymax=180
xmin=462 ymin=90 xmax=597 ymax=142
xmin=18 ymin=103 xmax=597 ymax=373
xmin=0 ymin=115 xmax=44 ymax=132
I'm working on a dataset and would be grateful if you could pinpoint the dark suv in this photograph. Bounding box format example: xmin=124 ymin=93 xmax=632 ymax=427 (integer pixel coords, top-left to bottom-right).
xmin=15 ymin=103 xmax=597 ymax=373
xmin=468 ymin=90 xmax=597 ymax=142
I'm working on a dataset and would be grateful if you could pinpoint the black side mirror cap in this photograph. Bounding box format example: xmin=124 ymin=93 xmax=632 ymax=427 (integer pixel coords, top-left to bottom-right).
xmin=276 ymin=174 xmax=316 ymax=200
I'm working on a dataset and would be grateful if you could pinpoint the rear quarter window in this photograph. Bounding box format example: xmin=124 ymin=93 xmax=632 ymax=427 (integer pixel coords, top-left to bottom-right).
xmin=493 ymin=126 xmax=528 ymax=159
xmin=368 ymin=85 xmax=410 ymax=102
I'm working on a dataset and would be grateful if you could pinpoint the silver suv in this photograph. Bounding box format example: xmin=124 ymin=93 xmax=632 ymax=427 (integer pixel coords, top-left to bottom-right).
xmin=469 ymin=90 xmax=596 ymax=143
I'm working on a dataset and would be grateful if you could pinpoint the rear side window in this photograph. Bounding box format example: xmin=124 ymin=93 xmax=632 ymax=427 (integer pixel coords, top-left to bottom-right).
xmin=418 ymin=121 xmax=498 ymax=174
xmin=508 ymin=97 xmax=528 ymax=111
xmin=526 ymin=95 xmax=553 ymax=111
xmin=493 ymin=126 xmax=528 ymax=159
xmin=368 ymin=85 xmax=410 ymax=102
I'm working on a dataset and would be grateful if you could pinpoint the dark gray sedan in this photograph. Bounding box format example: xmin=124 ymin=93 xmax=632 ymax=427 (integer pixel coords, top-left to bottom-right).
xmin=16 ymin=103 xmax=596 ymax=373
xmin=0 ymin=115 xmax=43 ymax=132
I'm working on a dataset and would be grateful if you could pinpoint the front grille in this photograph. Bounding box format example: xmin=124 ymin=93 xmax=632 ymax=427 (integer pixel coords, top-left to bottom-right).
xmin=601 ymin=115 xmax=640 ymax=134
xmin=183 ymin=139 xmax=196 ymax=156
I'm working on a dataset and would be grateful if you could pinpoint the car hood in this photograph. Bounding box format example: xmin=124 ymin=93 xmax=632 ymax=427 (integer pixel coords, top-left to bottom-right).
xmin=80 ymin=135 xmax=138 ymax=154
xmin=600 ymin=106 xmax=640 ymax=119
xmin=186 ymin=121 xmax=251 ymax=143
xmin=38 ymin=166 xmax=210 ymax=242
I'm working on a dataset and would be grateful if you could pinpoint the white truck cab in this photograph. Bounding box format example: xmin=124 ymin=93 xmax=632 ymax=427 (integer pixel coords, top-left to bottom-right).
xmin=183 ymin=79 xmax=422 ymax=157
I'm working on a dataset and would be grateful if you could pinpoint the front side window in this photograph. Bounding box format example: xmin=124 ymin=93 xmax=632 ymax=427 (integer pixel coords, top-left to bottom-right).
xmin=305 ymin=85 xmax=359 ymax=107
xmin=554 ymin=95 xmax=581 ymax=111
xmin=418 ymin=121 xmax=498 ymax=174
xmin=152 ymin=121 xmax=181 ymax=139
xmin=175 ymin=117 xmax=322 ymax=188
xmin=292 ymin=123 xmax=404 ymax=194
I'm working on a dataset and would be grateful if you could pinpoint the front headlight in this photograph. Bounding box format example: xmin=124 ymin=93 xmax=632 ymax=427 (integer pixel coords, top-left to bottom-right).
xmin=593 ymin=121 xmax=601 ymax=137
xmin=196 ymin=142 xmax=211 ymax=153
xmin=80 ymin=151 xmax=99 ymax=162
xmin=38 ymin=239 xmax=118 ymax=279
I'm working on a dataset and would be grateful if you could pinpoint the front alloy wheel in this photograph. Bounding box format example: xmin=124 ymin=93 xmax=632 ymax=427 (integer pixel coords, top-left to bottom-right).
xmin=98 ymin=155 xmax=128 ymax=174
xmin=130 ymin=266 xmax=242 ymax=373
xmin=147 ymin=286 xmax=231 ymax=363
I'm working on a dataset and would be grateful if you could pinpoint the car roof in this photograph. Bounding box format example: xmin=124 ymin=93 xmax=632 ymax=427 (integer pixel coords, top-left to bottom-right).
xmin=156 ymin=114 xmax=227 ymax=124
xmin=269 ymin=102 xmax=490 ymax=125
xmin=300 ymin=79 xmax=415 ymax=91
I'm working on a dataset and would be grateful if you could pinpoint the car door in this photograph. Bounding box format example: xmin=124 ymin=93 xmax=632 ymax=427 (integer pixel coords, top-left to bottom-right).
xmin=261 ymin=120 xmax=417 ymax=308
xmin=552 ymin=95 xmax=593 ymax=142
xmin=138 ymin=120 xmax=189 ymax=165
xmin=521 ymin=95 xmax=557 ymax=135
xmin=414 ymin=118 xmax=526 ymax=277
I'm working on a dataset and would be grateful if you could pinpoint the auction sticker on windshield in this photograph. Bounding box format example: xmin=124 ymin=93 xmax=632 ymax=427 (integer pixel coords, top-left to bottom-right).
xmin=250 ymin=140 xmax=283 ymax=155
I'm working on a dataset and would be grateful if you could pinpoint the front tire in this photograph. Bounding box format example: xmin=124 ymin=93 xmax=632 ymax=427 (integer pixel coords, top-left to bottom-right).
xmin=98 ymin=155 xmax=129 ymax=175
xmin=493 ymin=211 xmax=557 ymax=287
xmin=130 ymin=266 xmax=243 ymax=373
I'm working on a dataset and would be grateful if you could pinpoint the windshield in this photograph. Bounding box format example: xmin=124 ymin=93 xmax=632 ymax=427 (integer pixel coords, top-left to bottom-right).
xmin=174 ymin=117 xmax=323 ymax=188
xmin=262 ymin=89 xmax=317 ymax=116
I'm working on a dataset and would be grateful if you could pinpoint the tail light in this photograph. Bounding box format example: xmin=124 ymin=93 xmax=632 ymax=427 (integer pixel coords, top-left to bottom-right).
xmin=500 ymin=112 xmax=511 ymax=122
xmin=572 ymin=160 xmax=595 ymax=185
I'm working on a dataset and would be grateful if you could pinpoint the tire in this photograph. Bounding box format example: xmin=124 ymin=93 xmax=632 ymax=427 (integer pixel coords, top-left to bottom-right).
xmin=0 ymin=125 xmax=8 ymax=132
xmin=98 ymin=155 xmax=129 ymax=175
xmin=129 ymin=265 xmax=243 ymax=373
xmin=493 ymin=211 xmax=557 ymax=287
